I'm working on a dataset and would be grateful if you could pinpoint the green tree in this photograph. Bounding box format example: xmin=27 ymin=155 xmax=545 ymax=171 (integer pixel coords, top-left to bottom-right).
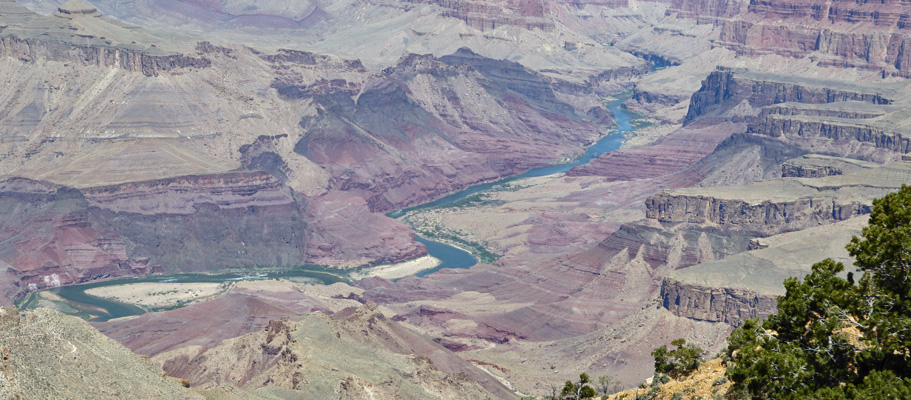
xmin=726 ymin=185 xmax=911 ymax=399
xmin=652 ymin=338 xmax=703 ymax=379
xmin=561 ymin=373 xmax=597 ymax=399
xmin=846 ymin=186 xmax=911 ymax=375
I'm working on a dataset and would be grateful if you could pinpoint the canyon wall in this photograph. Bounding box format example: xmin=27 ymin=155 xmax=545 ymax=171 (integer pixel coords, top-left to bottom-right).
xmin=684 ymin=68 xmax=893 ymax=124
xmin=645 ymin=192 xmax=871 ymax=234
xmin=748 ymin=116 xmax=911 ymax=159
xmin=717 ymin=0 xmax=911 ymax=76
xmin=288 ymin=49 xmax=612 ymax=212
xmin=0 ymin=36 xmax=210 ymax=76
xmin=660 ymin=278 xmax=776 ymax=325
xmin=0 ymin=172 xmax=424 ymax=304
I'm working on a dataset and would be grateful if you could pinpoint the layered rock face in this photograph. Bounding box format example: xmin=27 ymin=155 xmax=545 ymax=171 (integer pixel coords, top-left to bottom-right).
xmin=289 ymin=49 xmax=611 ymax=212
xmin=0 ymin=35 xmax=210 ymax=77
xmin=682 ymin=68 xmax=911 ymax=164
xmin=0 ymin=171 xmax=428 ymax=304
xmin=654 ymin=159 xmax=911 ymax=324
xmin=660 ymin=215 xmax=868 ymax=325
xmin=747 ymin=116 xmax=911 ymax=161
xmin=659 ymin=279 xmax=775 ymax=326
xmin=779 ymin=155 xmax=877 ymax=178
xmin=408 ymin=0 xmax=555 ymax=31
xmin=16 ymin=0 xmax=650 ymax=92
xmin=0 ymin=1 xmax=623 ymax=297
xmin=684 ymin=68 xmax=894 ymax=125
xmin=0 ymin=1 xmax=209 ymax=76
xmin=717 ymin=0 xmax=911 ymax=76
xmin=665 ymin=0 xmax=748 ymax=19
xmin=644 ymin=192 xmax=870 ymax=235
xmin=0 ymin=173 xmax=301 ymax=303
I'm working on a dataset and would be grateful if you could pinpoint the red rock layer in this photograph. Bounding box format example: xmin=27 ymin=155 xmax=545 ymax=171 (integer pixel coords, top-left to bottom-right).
xmin=718 ymin=0 xmax=911 ymax=76
xmin=567 ymin=122 xmax=743 ymax=181
xmin=0 ymin=172 xmax=424 ymax=304
xmin=361 ymin=122 xmax=741 ymax=342
xmin=289 ymin=49 xmax=613 ymax=212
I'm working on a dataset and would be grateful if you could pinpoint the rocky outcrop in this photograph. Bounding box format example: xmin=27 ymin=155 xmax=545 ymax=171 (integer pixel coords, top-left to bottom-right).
xmin=684 ymin=68 xmax=893 ymax=125
xmin=780 ymin=163 xmax=840 ymax=178
xmin=748 ymin=116 xmax=911 ymax=158
xmin=0 ymin=34 xmax=210 ymax=77
xmin=645 ymin=192 xmax=871 ymax=234
xmin=780 ymin=155 xmax=877 ymax=178
xmin=0 ymin=307 xmax=201 ymax=399
xmin=660 ymin=278 xmax=776 ymax=325
xmin=632 ymin=88 xmax=690 ymax=108
xmin=153 ymin=303 xmax=514 ymax=399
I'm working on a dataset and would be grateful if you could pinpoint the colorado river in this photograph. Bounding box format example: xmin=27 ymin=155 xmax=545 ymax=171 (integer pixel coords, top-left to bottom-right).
xmin=389 ymin=96 xmax=632 ymax=217
xmin=17 ymin=269 xmax=349 ymax=321
xmin=18 ymin=95 xmax=636 ymax=321
xmin=396 ymin=95 xmax=633 ymax=271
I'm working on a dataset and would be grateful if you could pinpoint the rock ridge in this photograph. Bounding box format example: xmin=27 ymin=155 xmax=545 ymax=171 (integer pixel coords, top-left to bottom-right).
xmin=660 ymin=278 xmax=775 ymax=325
xmin=684 ymin=68 xmax=893 ymax=125
xmin=645 ymin=191 xmax=871 ymax=235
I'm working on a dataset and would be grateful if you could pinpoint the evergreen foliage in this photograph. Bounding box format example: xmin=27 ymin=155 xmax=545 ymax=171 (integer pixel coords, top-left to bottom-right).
xmin=725 ymin=185 xmax=911 ymax=399
xmin=652 ymin=338 xmax=704 ymax=379
xmin=561 ymin=373 xmax=597 ymax=399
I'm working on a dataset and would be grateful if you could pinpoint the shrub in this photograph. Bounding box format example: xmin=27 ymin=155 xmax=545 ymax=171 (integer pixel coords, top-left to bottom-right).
xmin=725 ymin=185 xmax=911 ymax=399
xmin=652 ymin=338 xmax=704 ymax=379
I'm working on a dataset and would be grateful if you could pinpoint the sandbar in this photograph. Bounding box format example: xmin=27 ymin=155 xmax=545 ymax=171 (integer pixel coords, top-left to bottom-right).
xmin=349 ymin=255 xmax=442 ymax=280
xmin=85 ymin=282 xmax=231 ymax=309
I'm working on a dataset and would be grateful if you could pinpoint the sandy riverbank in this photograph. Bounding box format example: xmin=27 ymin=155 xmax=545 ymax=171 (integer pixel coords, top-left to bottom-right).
xmin=85 ymin=282 xmax=231 ymax=309
xmin=348 ymin=255 xmax=442 ymax=281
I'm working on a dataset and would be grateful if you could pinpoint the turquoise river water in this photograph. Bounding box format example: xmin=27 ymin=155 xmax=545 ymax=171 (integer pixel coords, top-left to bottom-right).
xmin=18 ymin=95 xmax=635 ymax=321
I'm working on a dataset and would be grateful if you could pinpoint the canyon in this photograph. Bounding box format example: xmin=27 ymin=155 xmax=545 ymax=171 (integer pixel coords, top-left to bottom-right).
xmin=5 ymin=0 xmax=911 ymax=398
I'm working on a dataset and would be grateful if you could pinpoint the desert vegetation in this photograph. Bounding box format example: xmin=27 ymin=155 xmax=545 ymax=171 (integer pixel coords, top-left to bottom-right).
xmin=724 ymin=185 xmax=911 ymax=399
xmin=607 ymin=186 xmax=911 ymax=400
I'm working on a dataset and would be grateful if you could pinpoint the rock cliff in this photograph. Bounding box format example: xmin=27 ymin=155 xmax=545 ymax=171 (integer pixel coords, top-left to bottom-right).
xmin=0 ymin=0 xmax=209 ymax=77
xmin=747 ymin=115 xmax=911 ymax=161
xmin=659 ymin=215 xmax=867 ymax=324
xmin=0 ymin=173 xmax=423 ymax=304
xmin=659 ymin=278 xmax=775 ymax=325
xmin=717 ymin=0 xmax=911 ymax=77
xmin=779 ymin=154 xmax=877 ymax=178
xmin=644 ymin=192 xmax=871 ymax=235
xmin=684 ymin=68 xmax=894 ymax=125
